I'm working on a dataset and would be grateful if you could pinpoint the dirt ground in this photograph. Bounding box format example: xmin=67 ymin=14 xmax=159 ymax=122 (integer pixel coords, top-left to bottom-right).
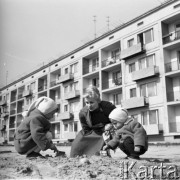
xmin=0 ymin=145 xmax=180 ymax=180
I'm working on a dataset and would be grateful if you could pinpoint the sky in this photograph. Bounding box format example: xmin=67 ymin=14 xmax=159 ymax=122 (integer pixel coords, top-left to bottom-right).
xmin=0 ymin=0 xmax=163 ymax=89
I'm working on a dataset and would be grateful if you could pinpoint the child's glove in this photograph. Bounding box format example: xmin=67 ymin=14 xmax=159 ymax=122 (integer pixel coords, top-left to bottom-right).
xmin=50 ymin=143 xmax=58 ymax=153
xmin=134 ymin=146 xmax=141 ymax=152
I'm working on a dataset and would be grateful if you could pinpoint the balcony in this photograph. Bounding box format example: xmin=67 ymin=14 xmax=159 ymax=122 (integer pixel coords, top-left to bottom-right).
xmin=64 ymin=132 xmax=78 ymax=140
xmin=165 ymin=60 xmax=180 ymax=73
xmin=167 ymin=91 xmax=180 ymax=102
xmin=56 ymin=73 xmax=73 ymax=83
xmin=59 ymin=111 xmax=72 ymax=120
xmin=163 ymin=30 xmax=180 ymax=45
xmin=18 ymin=93 xmax=23 ymax=99
xmin=50 ymin=81 xmax=57 ymax=87
xmin=23 ymin=90 xmax=32 ymax=97
xmin=83 ymin=65 xmax=99 ymax=75
xmin=102 ymin=77 xmax=122 ymax=90
xmin=132 ymin=66 xmax=159 ymax=81
xmin=64 ymin=90 xmax=80 ymax=100
xmin=102 ymin=55 xmax=120 ymax=68
xmin=122 ymin=97 xmax=148 ymax=109
xmin=0 ymin=100 xmax=7 ymax=106
xmin=121 ymin=43 xmax=144 ymax=60
xmin=38 ymin=85 xmax=47 ymax=92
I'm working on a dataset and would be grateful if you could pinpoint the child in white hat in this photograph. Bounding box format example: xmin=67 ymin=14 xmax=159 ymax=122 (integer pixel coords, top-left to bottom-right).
xmin=103 ymin=107 xmax=148 ymax=160
xmin=14 ymin=96 xmax=65 ymax=158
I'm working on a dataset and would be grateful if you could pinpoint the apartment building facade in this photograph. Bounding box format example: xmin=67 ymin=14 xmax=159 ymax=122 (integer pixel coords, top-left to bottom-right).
xmin=1 ymin=0 xmax=180 ymax=144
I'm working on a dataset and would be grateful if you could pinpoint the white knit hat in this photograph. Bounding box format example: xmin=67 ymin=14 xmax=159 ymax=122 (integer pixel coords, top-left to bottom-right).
xmin=109 ymin=107 xmax=128 ymax=123
xmin=22 ymin=96 xmax=58 ymax=117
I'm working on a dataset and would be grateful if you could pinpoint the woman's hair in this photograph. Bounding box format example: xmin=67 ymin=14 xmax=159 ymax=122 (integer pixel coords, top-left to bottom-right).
xmin=84 ymin=86 xmax=101 ymax=102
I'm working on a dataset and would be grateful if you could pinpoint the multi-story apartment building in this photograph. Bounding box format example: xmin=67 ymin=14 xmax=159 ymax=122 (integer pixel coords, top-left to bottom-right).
xmin=1 ymin=0 xmax=180 ymax=144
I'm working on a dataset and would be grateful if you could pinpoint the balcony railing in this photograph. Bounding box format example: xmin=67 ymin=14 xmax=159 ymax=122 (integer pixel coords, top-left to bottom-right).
xmin=38 ymin=84 xmax=47 ymax=92
xmin=163 ymin=30 xmax=180 ymax=45
xmin=18 ymin=94 xmax=23 ymax=99
xmin=64 ymin=90 xmax=80 ymax=100
xmin=58 ymin=111 xmax=73 ymax=120
xmin=121 ymin=43 xmax=144 ymax=60
xmin=23 ymin=90 xmax=32 ymax=97
xmin=102 ymin=77 xmax=122 ymax=90
xmin=122 ymin=96 xmax=149 ymax=109
xmin=167 ymin=91 xmax=180 ymax=102
xmin=50 ymin=81 xmax=57 ymax=87
xmin=165 ymin=60 xmax=180 ymax=73
xmin=132 ymin=66 xmax=159 ymax=81
xmin=56 ymin=73 xmax=73 ymax=83
xmin=83 ymin=65 xmax=99 ymax=74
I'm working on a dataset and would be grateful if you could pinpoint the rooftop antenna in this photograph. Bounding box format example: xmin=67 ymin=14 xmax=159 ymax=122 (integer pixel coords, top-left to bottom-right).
xmin=107 ymin=16 xmax=110 ymax=31
xmin=4 ymin=62 xmax=8 ymax=86
xmin=93 ymin=15 xmax=97 ymax=39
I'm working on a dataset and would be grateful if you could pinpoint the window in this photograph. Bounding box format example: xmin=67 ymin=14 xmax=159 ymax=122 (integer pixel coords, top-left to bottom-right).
xmin=139 ymin=54 xmax=155 ymax=70
xmin=65 ymin=68 xmax=68 ymax=74
xmin=129 ymin=63 xmax=136 ymax=73
xmin=92 ymin=78 xmax=99 ymax=87
xmin=176 ymin=23 xmax=180 ymax=39
xmin=140 ymin=81 xmax=157 ymax=97
xmin=74 ymin=122 xmax=78 ymax=132
xmin=64 ymin=104 xmax=68 ymax=112
xmin=70 ymin=63 xmax=78 ymax=73
xmin=138 ymin=28 xmax=154 ymax=44
xmin=141 ymin=110 xmax=158 ymax=125
xmin=64 ymin=124 xmax=68 ymax=131
xmin=113 ymin=71 xmax=122 ymax=85
xmin=69 ymin=122 xmax=73 ymax=132
xmin=92 ymin=57 xmax=99 ymax=71
xmin=130 ymin=88 xmax=136 ymax=98
xmin=113 ymin=93 xmax=122 ymax=105
xmin=127 ymin=38 xmax=134 ymax=47
xmin=144 ymin=29 xmax=154 ymax=44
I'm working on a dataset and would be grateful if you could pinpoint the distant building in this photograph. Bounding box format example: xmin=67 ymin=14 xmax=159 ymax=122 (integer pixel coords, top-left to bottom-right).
xmin=1 ymin=0 xmax=180 ymax=144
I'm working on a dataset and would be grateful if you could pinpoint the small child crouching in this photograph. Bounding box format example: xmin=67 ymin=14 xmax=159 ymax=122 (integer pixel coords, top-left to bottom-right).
xmin=103 ymin=107 xmax=148 ymax=160
xmin=14 ymin=97 xmax=65 ymax=158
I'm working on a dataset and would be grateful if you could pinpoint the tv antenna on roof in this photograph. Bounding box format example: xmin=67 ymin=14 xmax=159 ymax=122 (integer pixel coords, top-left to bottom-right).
xmin=93 ymin=15 xmax=97 ymax=39
xmin=107 ymin=16 xmax=110 ymax=31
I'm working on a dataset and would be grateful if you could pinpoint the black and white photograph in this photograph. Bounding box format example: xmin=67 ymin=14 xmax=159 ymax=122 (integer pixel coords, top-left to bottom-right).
xmin=0 ymin=0 xmax=180 ymax=179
